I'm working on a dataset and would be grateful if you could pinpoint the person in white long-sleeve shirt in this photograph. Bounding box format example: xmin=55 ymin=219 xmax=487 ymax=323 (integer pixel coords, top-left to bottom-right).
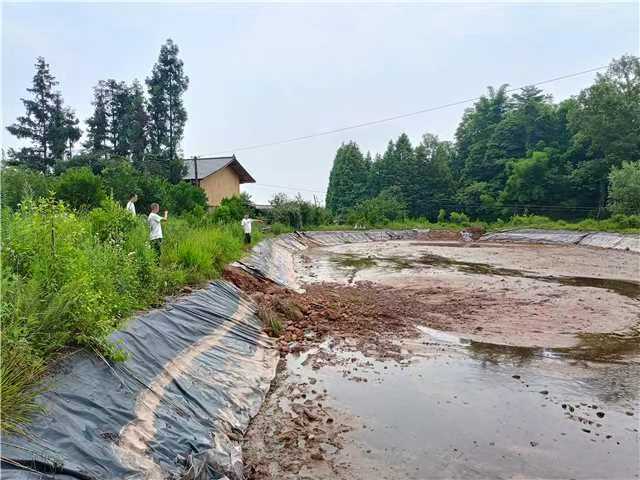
xmin=240 ymin=214 xmax=262 ymax=244
xmin=148 ymin=203 xmax=168 ymax=258
xmin=126 ymin=194 xmax=138 ymax=215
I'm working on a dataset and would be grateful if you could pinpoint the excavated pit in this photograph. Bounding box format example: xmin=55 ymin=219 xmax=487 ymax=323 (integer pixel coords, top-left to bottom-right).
xmin=239 ymin=232 xmax=640 ymax=480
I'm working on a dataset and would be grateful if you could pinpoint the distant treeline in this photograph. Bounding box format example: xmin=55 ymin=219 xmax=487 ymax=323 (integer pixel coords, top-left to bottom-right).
xmin=326 ymin=55 xmax=640 ymax=221
xmin=4 ymin=39 xmax=189 ymax=183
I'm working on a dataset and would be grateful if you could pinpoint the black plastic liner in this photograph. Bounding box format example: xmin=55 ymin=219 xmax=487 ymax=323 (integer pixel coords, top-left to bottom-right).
xmin=1 ymin=281 xmax=277 ymax=480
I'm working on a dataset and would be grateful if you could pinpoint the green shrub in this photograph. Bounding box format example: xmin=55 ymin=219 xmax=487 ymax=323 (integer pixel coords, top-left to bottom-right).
xmin=608 ymin=161 xmax=640 ymax=215
xmin=437 ymin=208 xmax=447 ymax=223
xmin=449 ymin=211 xmax=470 ymax=225
xmin=55 ymin=167 xmax=104 ymax=210
xmin=1 ymin=167 xmax=52 ymax=210
xmin=89 ymin=198 xmax=140 ymax=243
xmin=168 ymin=182 xmax=208 ymax=215
xmin=346 ymin=187 xmax=407 ymax=226
xmin=100 ymin=159 xmax=140 ymax=205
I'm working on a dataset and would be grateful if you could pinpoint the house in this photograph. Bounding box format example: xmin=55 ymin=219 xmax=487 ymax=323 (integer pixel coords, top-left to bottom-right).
xmin=184 ymin=155 xmax=255 ymax=207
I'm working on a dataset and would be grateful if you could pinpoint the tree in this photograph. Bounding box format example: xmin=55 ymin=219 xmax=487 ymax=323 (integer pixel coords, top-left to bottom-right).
xmin=101 ymin=159 xmax=140 ymax=205
xmin=146 ymin=39 xmax=189 ymax=181
xmin=167 ymin=182 xmax=208 ymax=215
xmin=455 ymin=84 xmax=511 ymax=185
xmin=406 ymin=133 xmax=455 ymax=219
xmin=6 ymin=57 xmax=79 ymax=172
xmin=55 ymin=167 xmax=105 ymax=210
xmin=128 ymin=80 xmax=149 ymax=169
xmin=346 ymin=186 xmax=407 ymax=226
xmin=326 ymin=142 xmax=370 ymax=214
xmin=568 ymin=55 xmax=640 ymax=209
xmin=608 ymin=161 xmax=640 ymax=215
xmin=85 ymin=81 xmax=110 ymax=155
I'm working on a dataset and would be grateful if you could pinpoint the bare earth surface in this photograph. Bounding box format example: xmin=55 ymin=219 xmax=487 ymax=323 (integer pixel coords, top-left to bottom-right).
xmin=232 ymin=239 xmax=640 ymax=480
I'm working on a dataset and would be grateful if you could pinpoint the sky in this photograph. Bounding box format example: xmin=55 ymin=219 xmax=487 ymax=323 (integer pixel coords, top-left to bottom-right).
xmin=2 ymin=1 xmax=638 ymax=204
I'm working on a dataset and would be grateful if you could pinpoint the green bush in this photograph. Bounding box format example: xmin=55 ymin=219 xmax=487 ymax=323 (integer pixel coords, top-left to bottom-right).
xmin=1 ymin=167 xmax=52 ymax=210
xmin=437 ymin=208 xmax=447 ymax=223
xmin=346 ymin=187 xmax=408 ymax=226
xmin=267 ymin=193 xmax=330 ymax=229
xmin=449 ymin=211 xmax=470 ymax=225
xmin=100 ymin=159 xmax=140 ymax=205
xmin=168 ymin=182 xmax=208 ymax=215
xmin=55 ymin=167 xmax=104 ymax=210
xmin=608 ymin=161 xmax=640 ymax=215
xmin=89 ymin=197 xmax=140 ymax=243
xmin=137 ymin=175 xmax=172 ymax=215
xmin=210 ymin=194 xmax=251 ymax=224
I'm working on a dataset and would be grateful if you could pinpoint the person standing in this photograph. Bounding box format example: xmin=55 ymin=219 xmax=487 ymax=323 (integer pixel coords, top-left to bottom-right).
xmin=126 ymin=194 xmax=138 ymax=215
xmin=241 ymin=214 xmax=261 ymax=244
xmin=148 ymin=203 xmax=168 ymax=257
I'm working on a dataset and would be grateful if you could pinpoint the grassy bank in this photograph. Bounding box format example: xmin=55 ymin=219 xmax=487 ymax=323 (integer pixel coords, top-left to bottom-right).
xmin=0 ymin=197 xmax=261 ymax=435
xmin=270 ymin=213 xmax=640 ymax=235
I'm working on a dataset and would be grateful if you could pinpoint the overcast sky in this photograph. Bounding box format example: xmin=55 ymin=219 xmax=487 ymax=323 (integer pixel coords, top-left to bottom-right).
xmin=2 ymin=2 xmax=638 ymax=204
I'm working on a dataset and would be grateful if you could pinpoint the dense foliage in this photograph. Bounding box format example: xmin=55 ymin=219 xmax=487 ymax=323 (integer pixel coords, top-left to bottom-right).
xmin=326 ymin=56 xmax=640 ymax=221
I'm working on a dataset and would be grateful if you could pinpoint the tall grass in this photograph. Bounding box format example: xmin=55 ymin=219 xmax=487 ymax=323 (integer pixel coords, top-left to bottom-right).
xmin=0 ymin=198 xmax=257 ymax=435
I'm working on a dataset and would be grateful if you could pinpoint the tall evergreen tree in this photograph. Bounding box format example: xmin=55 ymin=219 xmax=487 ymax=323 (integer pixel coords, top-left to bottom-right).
xmin=6 ymin=57 xmax=80 ymax=172
xmin=85 ymin=81 xmax=110 ymax=154
xmin=326 ymin=142 xmax=370 ymax=214
xmin=128 ymin=80 xmax=149 ymax=169
xmin=146 ymin=39 xmax=189 ymax=182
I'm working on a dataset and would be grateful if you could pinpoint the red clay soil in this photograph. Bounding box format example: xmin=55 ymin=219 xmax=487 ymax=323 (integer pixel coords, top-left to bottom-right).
xmin=223 ymin=266 xmax=491 ymax=358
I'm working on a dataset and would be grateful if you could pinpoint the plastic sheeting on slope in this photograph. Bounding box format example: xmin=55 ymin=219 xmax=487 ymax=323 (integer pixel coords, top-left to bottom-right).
xmin=480 ymin=229 xmax=589 ymax=245
xmin=579 ymin=232 xmax=640 ymax=253
xmin=480 ymin=229 xmax=640 ymax=253
xmin=1 ymin=281 xmax=278 ymax=480
xmin=235 ymin=229 xmax=429 ymax=289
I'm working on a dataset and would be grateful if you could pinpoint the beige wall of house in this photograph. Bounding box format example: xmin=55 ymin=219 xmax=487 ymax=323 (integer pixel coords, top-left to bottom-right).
xmin=200 ymin=166 xmax=241 ymax=206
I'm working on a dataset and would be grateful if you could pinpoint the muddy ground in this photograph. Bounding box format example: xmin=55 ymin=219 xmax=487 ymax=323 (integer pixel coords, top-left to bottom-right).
xmin=223 ymin=238 xmax=640 ymax=479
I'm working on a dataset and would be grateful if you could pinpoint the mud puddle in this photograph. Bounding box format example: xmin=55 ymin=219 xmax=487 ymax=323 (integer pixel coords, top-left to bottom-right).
xmin=331 ymin=252 xmax=640 ymax=300
xmin=282 ymin=335 xmax=639 ymax=479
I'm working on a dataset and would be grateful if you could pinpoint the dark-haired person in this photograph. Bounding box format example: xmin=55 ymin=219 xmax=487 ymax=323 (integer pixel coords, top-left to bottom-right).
xmin=126 ymin=194 xmax=138 ymax=215
xmin=148 ymin=203 xmax=168 ymax=258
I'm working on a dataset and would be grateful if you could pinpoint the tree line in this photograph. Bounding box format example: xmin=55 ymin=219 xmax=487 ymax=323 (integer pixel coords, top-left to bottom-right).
xmin=326 ymin=55 xmax=640 ymax=221
xmin=5 ymin=39 xmax=189 ymax=183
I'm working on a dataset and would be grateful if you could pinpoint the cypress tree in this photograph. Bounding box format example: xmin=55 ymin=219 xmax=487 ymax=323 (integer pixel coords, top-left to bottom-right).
xmin=326 ymin=141 xmax=370 ymax=215
xmin=146 ymin=39 xmax=189 ymax=182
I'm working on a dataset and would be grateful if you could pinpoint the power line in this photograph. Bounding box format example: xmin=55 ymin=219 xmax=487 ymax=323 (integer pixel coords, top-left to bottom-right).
xmin=200 ymin=65 xmax=607 ymax=157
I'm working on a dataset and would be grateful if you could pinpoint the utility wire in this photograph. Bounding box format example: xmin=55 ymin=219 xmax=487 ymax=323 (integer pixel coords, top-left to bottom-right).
xmin=200 ymin=65 xmax=607 ymax=157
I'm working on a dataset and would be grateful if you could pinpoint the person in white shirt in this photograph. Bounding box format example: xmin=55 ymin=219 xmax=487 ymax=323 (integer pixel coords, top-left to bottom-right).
xmin=148 ymin=203 xmax=168 ymax=258
xmin=126 ymin=194 xmax=138 ymax=215
xmin=241 ymin=214 xmax=262 ymax=244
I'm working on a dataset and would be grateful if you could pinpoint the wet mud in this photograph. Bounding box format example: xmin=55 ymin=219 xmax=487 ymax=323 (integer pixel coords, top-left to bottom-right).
xmin=237 ymin=239 xmax=640 ymax=479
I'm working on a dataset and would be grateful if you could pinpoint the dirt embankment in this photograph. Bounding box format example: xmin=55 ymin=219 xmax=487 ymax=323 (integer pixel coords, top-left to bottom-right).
xmin=223 ymin=266 xmax=488 ymax=359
